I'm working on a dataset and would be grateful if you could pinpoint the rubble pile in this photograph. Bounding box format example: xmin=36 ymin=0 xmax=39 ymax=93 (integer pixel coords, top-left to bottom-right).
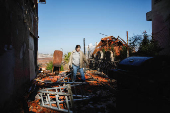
xmin=26 ymin=70 xmax=117 ymax=113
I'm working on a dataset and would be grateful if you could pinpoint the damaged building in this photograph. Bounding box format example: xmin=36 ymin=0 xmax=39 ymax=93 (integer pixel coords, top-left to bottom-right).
xmin=0 ymin=0 xmax=40 ymax=111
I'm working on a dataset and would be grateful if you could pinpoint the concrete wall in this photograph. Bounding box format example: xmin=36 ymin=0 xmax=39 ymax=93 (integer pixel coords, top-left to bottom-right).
xmin=149 ymin=0 xmax=170 ymax=56
xmin=0 ymin=0 xmax=38 ymax=111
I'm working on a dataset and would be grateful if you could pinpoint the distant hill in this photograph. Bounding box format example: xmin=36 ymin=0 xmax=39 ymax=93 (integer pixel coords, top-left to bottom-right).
xmin=38 ymin=53 xmax=53 ymax=58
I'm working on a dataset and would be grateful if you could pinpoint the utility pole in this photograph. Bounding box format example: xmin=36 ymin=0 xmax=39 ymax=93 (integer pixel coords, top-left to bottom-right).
xmin=127 ymin=31 xmax=129 ymax=57
xmin=83 ymin=38 xmax=85 ymax=55
xmin=107 ymin=39 xmax=108 ymax=51
xmin=88 ymin=45 xmax=89 ymax=59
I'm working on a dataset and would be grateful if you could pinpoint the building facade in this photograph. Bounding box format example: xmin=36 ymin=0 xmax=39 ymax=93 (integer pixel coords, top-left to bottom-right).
xmin=146 ymin=0 xmax=170 ymax=56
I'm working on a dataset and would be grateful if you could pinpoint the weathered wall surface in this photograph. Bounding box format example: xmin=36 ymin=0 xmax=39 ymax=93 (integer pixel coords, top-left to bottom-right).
xmin=151 ymin=0 xmax=170 ymax=55
xmin=0 ymin=0 xmax=38 ymax=111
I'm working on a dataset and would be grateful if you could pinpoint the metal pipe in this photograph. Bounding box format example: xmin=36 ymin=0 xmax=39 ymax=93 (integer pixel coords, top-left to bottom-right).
xmin=84 ymin=38 xmax=85 ymax=55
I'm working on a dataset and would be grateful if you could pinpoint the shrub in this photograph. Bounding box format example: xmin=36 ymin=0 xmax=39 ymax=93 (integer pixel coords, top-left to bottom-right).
xmin=46 ymin=61 xmax=53 ymax=71
xmin=60 ymin=65 xmax=64 ymax=71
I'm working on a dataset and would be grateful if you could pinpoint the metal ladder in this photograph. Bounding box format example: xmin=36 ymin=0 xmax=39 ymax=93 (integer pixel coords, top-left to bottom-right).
xmin=38 ymin=72 xmax=89 ymax=113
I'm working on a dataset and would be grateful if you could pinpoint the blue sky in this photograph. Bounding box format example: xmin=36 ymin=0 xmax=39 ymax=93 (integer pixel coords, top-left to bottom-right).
xmin=38 ymin=0 xmax=152 ymax=54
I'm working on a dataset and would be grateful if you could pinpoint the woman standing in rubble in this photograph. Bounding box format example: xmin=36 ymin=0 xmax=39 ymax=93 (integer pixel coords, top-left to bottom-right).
xmin=68 ymin=45 xmax=89 ymax=82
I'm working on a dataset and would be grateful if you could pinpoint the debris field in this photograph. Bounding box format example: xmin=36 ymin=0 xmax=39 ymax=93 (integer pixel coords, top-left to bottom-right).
xmin=26 ymin=70 xmax=117 ymax=113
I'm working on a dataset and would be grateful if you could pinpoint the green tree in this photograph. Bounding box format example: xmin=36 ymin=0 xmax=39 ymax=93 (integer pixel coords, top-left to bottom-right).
xmin=138 ymin=32 xmax=150 ymax=53
xmin=129 ymin=35 xmax=142 ymax=52
xmin=64 ymin=52 xmax=71 ymax=64
xmin=46 ymin=61 xmax=53 ymax=71
xmin=129 ymin=31 xmax=162 ymax=56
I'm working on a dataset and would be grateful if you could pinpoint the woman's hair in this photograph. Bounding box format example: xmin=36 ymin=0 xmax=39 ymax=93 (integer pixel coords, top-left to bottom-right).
xmin=75 ymin=45 xmax=81 ymax=49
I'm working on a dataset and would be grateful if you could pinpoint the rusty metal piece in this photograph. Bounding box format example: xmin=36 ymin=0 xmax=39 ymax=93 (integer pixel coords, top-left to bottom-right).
xmin=53 ymin=50 xmax=63 ymax=67
xmin=53 ymin=50 xmax=63 ymax=74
